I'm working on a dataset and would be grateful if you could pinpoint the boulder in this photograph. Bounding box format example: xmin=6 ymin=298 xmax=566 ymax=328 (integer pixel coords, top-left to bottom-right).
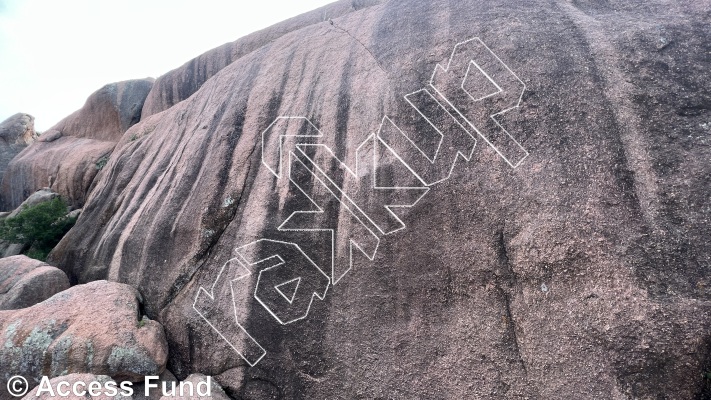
xmin=0 ymin=113 xmax=37 ymax=186
xmin=0 ymin=243 xmax=27 ymax=258
xmin=66 ymin=208 xmax=82 ymax=220
xmin=20 ymin=374 xmax=133 ymax=400
xmin=6 ymin=188 xmax=58 ymax=218
xmin=50 ymin=79 xmax=155 ymax=143
xmin=0 ymin=255 xmax=70 ymax=310
xmin=0 ymin=79 xmax=154 ymax=211
xmin=0 ymin=280 xmax=168 ymax=393
xmin=45 ymin=0 xmax=711 ymax=398
xmin=0 ymin=113 xmax=36 ymax=145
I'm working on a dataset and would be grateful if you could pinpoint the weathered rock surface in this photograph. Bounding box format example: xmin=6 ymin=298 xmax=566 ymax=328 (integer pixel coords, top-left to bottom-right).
xmin=0 ymin=79 xmax=154 ymax=210
xmin=20 ymin=374 xmax=133 ymax=400
xmin=140 ymin=0 xmax=383 ymax=119
xmin=46 ymin=0 xmax=711 ymax=399
xmin=0 ymin=113 xmax=36 ymax=186
xmin=0 ymin=280 xmax=168 ymax=394
xmin=50 ymin=78 xmax=155 ymax=143
xmin=0 ymin=255 xmax=69 ymax=310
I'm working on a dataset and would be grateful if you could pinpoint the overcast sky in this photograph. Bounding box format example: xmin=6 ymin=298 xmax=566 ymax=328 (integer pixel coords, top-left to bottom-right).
xmin=0 ymin=0 xmax=335 ymax=131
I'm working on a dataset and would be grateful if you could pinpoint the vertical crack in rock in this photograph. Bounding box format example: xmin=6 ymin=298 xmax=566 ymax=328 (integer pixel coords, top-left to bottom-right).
xmin=330 ymin=21 xmax=390 ymax=80
xmin=161 ymin=135 xmax=259 ymax=311
xmin=495 ymin=229 xmax=535 ymax=395
xmin=158 ymin=60 xmax=266 ymax=311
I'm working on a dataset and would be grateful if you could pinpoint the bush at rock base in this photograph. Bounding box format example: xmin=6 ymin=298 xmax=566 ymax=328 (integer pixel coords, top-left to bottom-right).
xmin=0 ymin=197 xmax=76 ymax=260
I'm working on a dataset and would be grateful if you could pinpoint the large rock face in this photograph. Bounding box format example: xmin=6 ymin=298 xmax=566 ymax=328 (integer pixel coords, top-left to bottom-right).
xmin=48 ymin=0 xmax=711 ymax=399
xmin=140 ymin=0 xmax=383 ymax=119
xmin=0 ymin=280 xmax=168 ymax=395
xmin=0 ymin=79 xmax=154 ymax=210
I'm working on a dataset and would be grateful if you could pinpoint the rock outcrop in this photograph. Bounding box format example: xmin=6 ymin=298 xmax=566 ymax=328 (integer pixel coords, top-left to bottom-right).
xmin=0 ymin=280 xmax=168 ymax=394
xmin=0 ymin=79 xmax=154 ymax=211
xmin=0 ymin=113 xmax=36 ymax=186
xmin=0 ymin=113 xmax=36 ymax=145
xmin=41 ymin=0 xmax=711 ymax=399
xmin=0 ymin=255 xmax=70 ymax=310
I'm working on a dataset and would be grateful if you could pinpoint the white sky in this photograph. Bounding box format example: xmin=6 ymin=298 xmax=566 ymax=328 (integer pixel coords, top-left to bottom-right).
xmin=0 ymin=0 xmax=335 ymax=131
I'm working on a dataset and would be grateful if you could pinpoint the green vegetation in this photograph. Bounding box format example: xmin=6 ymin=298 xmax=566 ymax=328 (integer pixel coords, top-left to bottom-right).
xmin=0 ymin=197 xmax=77 ymax=261
xmin=95 ymin=156 xmax=109 ymax=170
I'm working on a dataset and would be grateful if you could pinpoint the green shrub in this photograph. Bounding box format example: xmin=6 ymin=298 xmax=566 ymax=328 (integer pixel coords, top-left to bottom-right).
xmin=95 ymin=156 xmax=109 ymax=170
xmin=0 ymin=197 xmax=77 ymax=261
xmin=25 ymin=247 xmax=50 ymax=261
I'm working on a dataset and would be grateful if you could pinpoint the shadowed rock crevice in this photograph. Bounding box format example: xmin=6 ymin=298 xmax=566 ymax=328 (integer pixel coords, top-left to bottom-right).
xmin=333 ymin=62 xmax=353 ymax=165
xmin=494 ymin=228 xmax=538 ymax=397
xmin=698 ymin=338 xmax=711 ymax=399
